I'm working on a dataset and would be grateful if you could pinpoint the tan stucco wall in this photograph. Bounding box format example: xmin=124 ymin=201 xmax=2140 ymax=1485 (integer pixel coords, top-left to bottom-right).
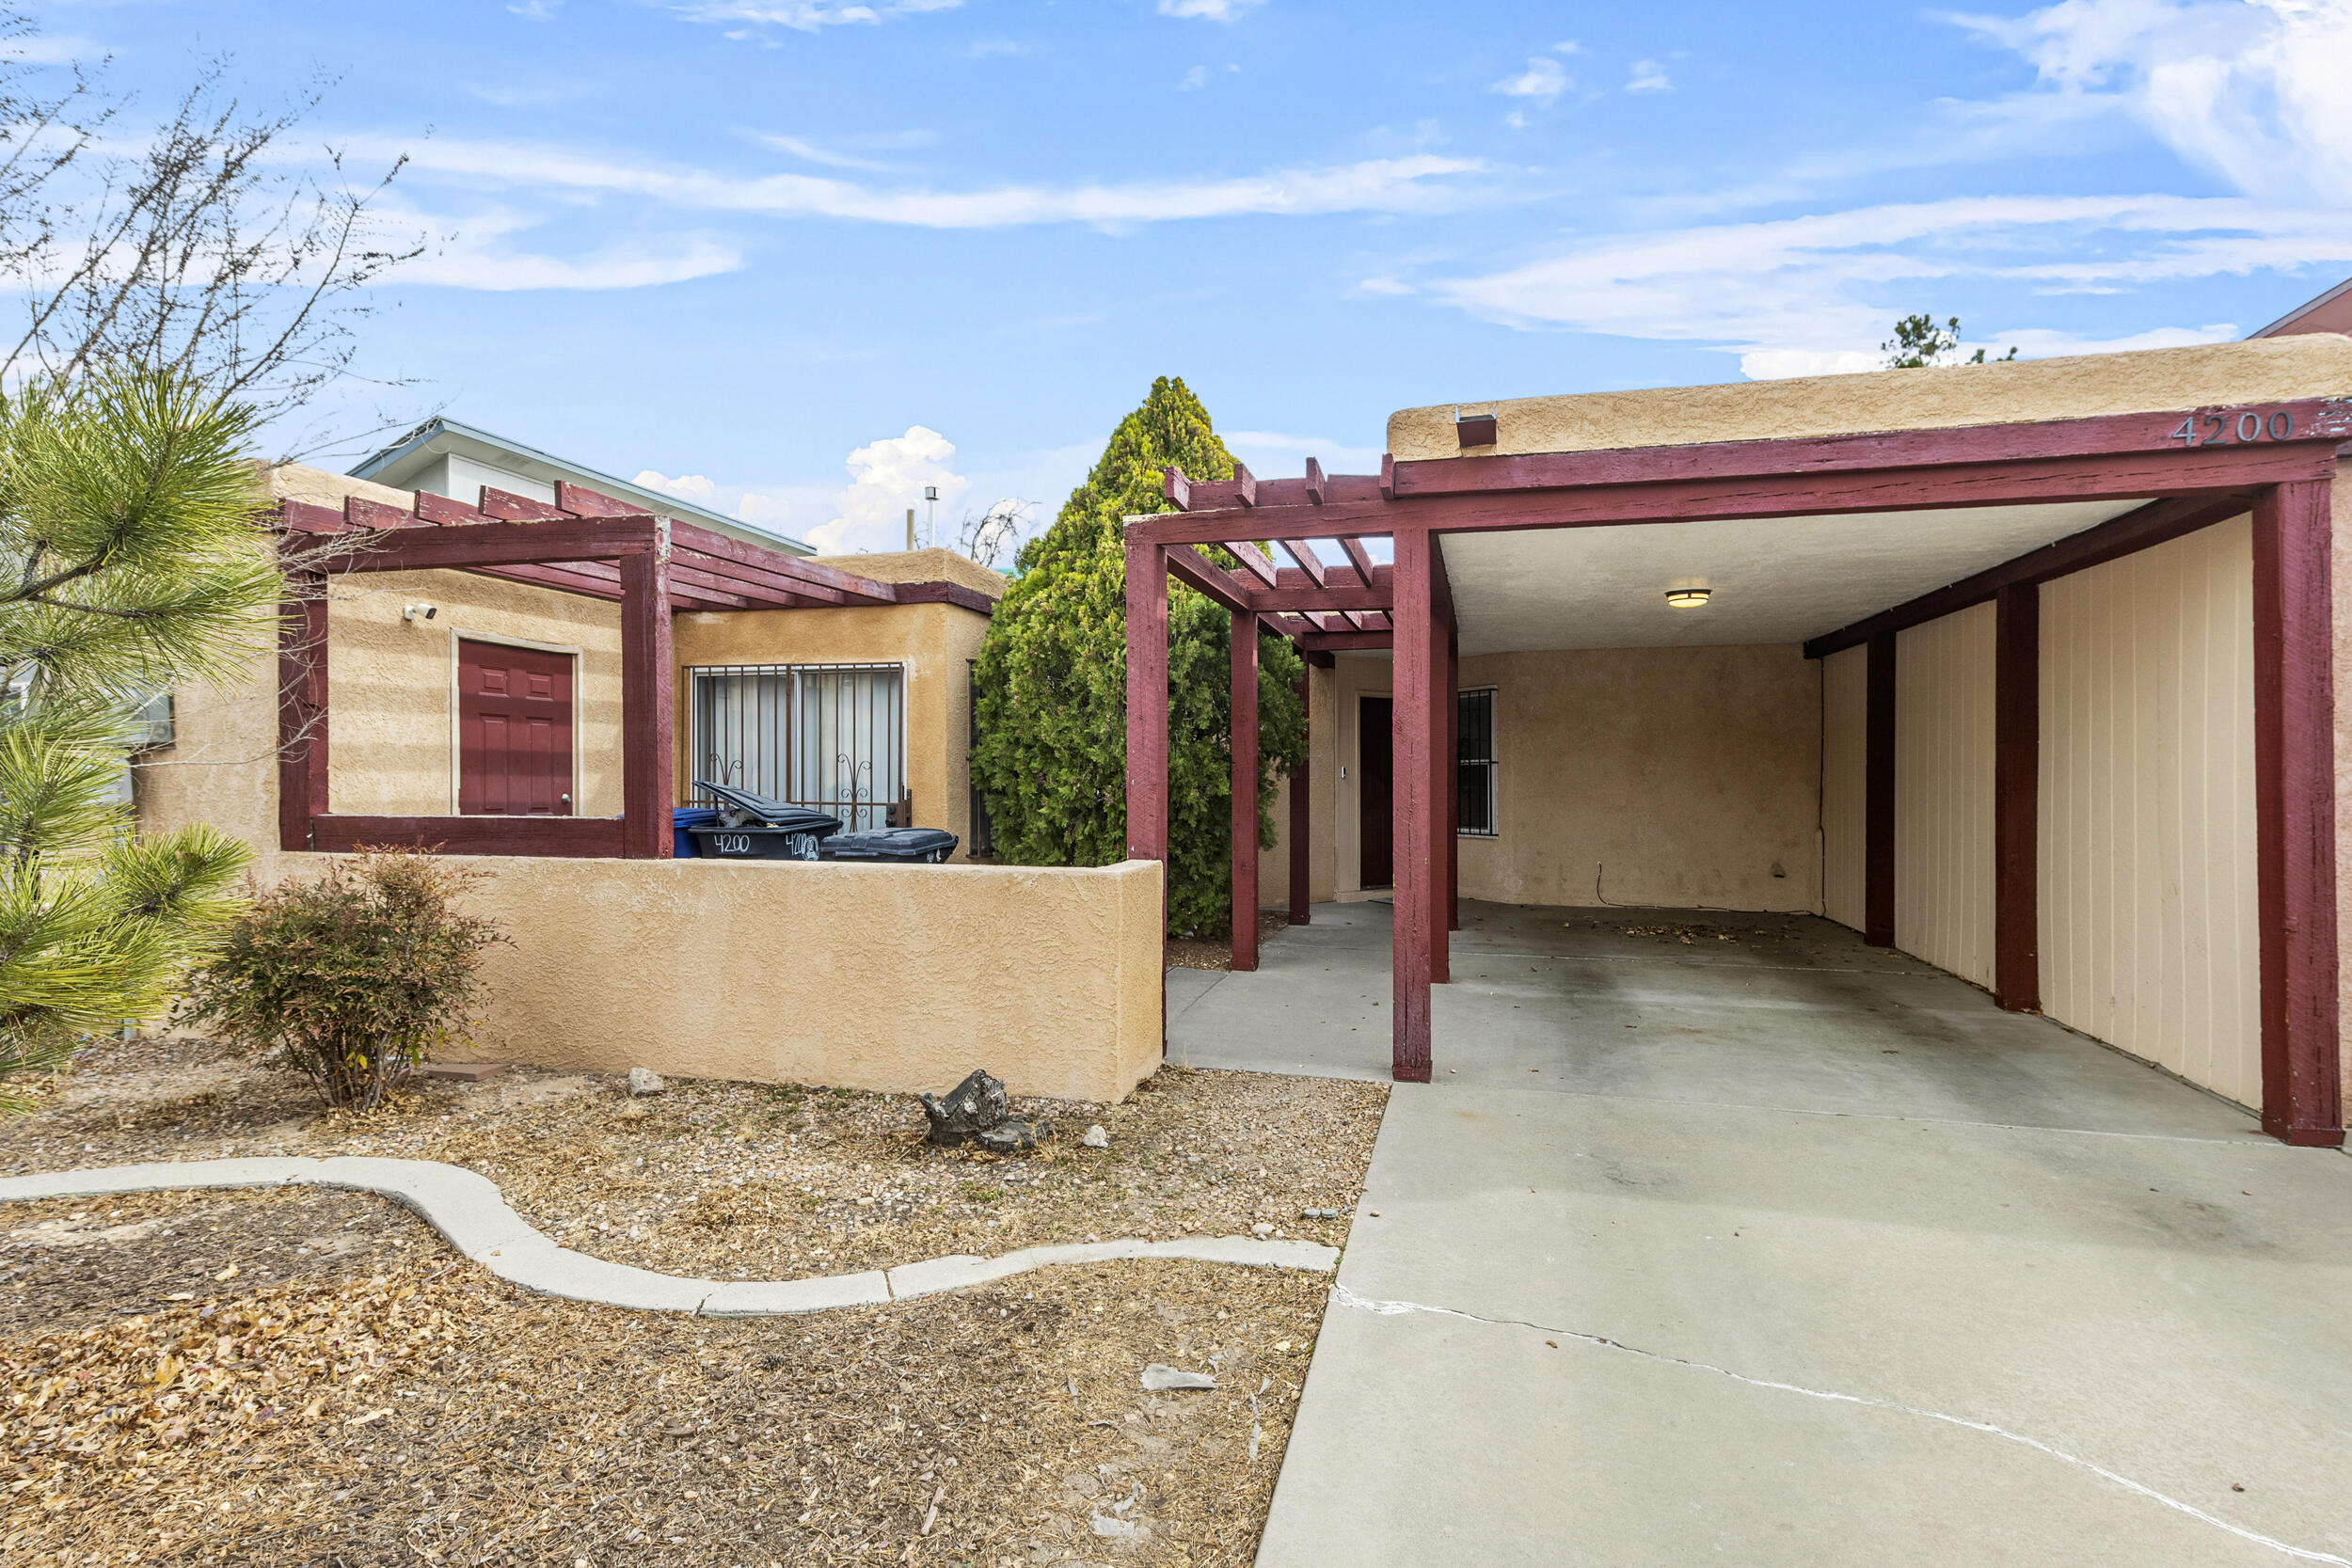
xmin=816 ymin=547 xmax=1009 ymax=599
xmin=331 ymin=570 xmax=626 ymax=816
xmin=266 ymin=853 xmax=1163 ymax=1103
xmin=1820 ymin=643 xmax=1867 ymax=932
xmin=1315 ymin=645 xmax=1820 ymax=911
xmin=1390 ymin=334 xmax=2352 ymax=461
xmin=673 ymin=601 xmax=991 ymax=852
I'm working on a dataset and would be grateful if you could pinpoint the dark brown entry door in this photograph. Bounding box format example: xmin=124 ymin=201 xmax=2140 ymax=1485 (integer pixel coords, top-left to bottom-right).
xmin=458 ymin=639 xmax=574 ymax=816
xmin=1359 ymin=695 xmax=1392 ymax=888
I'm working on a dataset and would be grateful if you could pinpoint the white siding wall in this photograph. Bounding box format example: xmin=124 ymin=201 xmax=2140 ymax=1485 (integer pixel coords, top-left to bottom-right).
xmin=1820 ymin=643 xmax=1868 ymax=930
xmin=1895 ymin=604 xmax=1997 ymax=988
xmin=2041 ymin=517 xmax=2260 ymax=1108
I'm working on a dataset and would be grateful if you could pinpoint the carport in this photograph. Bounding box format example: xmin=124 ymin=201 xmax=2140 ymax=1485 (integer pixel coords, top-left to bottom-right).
xmin=1124 ymin=340 xmax=2352 ymax=1147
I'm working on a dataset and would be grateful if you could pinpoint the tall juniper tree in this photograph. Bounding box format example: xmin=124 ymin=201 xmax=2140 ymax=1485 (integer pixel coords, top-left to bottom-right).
xmin=971 ymin=376 xmax=1304 ymax=938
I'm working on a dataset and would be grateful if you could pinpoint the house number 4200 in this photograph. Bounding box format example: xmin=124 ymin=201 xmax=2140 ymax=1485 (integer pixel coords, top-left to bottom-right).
xmin=2170 ymin=409 xmax=2296 ymax=446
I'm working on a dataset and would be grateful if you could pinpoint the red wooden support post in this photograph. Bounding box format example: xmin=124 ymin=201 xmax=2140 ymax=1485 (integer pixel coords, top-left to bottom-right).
xmin=2251 ymin=478 xmax=2343 ymax=1147
xmin=1391 ymin=529 xmax=1436 ymax=1082
xmin=1994 ymin=581 xmax=2041 ymax=1011
xmin=1289 ymin=672 xmax=1311 ymax=926
xmin=1445 ymin=615 xmax=1461 ymax=937
xmin=619 ymin=543 xmax=675 ymax=860
xmin=276 ymin=574 xmax=328 ymax=852
xmin=1125 ymin=541 xmax=1170 ymax=866
xmin=1864 ymin=632 xmax=1898 ymax=947
xmin=1230 ymin=608 xmax=1260 ymax=973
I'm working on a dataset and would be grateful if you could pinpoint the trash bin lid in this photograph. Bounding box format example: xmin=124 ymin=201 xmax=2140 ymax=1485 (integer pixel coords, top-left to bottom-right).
xmin=691 ymin=780 xmax=842 ymax=835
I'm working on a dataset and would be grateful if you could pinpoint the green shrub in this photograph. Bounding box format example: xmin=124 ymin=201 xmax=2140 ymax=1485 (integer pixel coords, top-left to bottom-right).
xmin=178 ymin=849 xmax=506 ymax=1110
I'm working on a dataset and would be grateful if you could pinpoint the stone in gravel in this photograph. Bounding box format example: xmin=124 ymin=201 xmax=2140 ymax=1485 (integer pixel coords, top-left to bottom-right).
xmin=628 ymin=1069 xmax=667 ymax=1098
xmin=1140 ymin=1363 xmax=1216 ymax=1391
xmin=919 ymin=1069 xmax=1011 ymax=1147
xmin=1082 ymin=1125 xmax=1109 ymax=1148
xmin=1251 ymin=1223 xmax=1275 ymax=1238
xmin=977 ymin=1120 xmax=1045 ymax=1154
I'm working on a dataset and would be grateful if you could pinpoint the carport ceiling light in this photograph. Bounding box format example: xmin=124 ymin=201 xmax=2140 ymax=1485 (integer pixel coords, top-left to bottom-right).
xmin=1664 ymin=587 xmax=1712 ymax=609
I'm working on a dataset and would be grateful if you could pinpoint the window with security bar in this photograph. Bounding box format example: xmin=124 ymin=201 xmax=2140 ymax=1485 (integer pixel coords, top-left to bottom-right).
xmin=1457 ymin=687 xmax=1498 ymax=837
xmin=690 ymin=663 xmax=906 ymax=832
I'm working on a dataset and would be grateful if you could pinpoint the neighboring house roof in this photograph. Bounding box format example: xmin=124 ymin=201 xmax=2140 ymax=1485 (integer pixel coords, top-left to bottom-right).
xmin=349 ymin=416 xmax=815 ymax=557
xmin=2249 ymin=276 xmax=2352 ymax=340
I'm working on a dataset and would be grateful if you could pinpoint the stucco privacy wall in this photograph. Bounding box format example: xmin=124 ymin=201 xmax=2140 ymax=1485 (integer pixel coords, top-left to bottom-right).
xmin=674 ymin=601 xmax=990 ymax=855
xmin=2041 ymin=518 xmax=2260 ymax=1109
xmin=277 ymin=853 xmax=1165 ymax=1104
xmin=1895 ymin=604 xmax=1997 ymax=990
xmin=1387 ymin=334 xmax=2352 ymax=461
xmin=1320 ymin=646 xmax=1821 ymax=910
xmin=1820 ymin=644 xmax=1867 ymax=932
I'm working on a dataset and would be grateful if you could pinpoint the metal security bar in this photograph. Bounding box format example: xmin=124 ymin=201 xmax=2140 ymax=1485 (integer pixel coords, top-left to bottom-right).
xmin=690 ymin=662 xmax=906 ymax=832
xmin=1457 ymin=686 xmax=1498 ymax=837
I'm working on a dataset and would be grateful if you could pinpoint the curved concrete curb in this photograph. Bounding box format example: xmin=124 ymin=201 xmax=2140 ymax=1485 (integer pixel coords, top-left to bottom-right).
xmin=0 ymin=1158 xmax=1340 ymax=1316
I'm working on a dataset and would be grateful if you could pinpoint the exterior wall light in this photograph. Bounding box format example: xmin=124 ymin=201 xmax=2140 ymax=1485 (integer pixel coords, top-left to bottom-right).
xmin=1664 ymin=588 xmax=1712 ymax=609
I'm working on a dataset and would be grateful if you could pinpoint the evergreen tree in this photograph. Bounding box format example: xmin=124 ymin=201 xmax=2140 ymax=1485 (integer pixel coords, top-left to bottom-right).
xmin=972 ymin=376 xmax=1304 ymax=937
xmin=0 ymin=371 xmax=280 ymax=1110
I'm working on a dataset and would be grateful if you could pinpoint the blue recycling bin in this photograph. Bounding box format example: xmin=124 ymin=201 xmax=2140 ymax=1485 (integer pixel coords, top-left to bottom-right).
xmin=672 ymin=806 xmax=721 ymax=858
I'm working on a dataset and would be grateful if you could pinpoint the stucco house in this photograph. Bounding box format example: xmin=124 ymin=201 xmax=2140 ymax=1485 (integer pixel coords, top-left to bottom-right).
xmin=1148 ymin=326 xmax=2352 ymax=1148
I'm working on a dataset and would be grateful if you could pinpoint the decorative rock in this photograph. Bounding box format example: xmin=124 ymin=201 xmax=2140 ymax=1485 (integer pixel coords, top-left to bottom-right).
xmin=977 ymin=1120 xmax=1046 ymax=1154
xmin=1140 ymin=1364 xmax=1216 ymax=1391
xmin=1251 ymin=1222 xmax=1276 ymax=1238
xmin=627 ymin=1069 xmax=667 ymax=1098
xmin=1082 ymin=1125 xmax=1109 ymax=1148
xmin=1299 ymin=1207 xmax=1349 ymax=1220
xmin=920 ymin=1069 xmax=1011 ymax=1147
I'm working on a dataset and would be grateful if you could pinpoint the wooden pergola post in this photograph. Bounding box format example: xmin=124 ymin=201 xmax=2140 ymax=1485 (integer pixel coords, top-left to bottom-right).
xmin=618 ymin=540 xmax=675 ymax=860
xmin=1231 ymin=607 xmax=1260 ymax=972
xmin=276 ymin=571 xmax=328 ymax=852
xmin=1994 ymin=580 xmax=2040 ymax=1010
xmin=1391 ymin=529 xmax=1436 ymax=1081
xmin=1864 ymin=631 xmax=1898 ymax=947
xmin=1445 ymin=613 xmax=1461 ymax=938
xmin=1125 ymin=539 xmax=1171 ymax=1054
xmin=1289 ymin=671 xmax=1311 ymax=926
xmin=2252 ymin=477 xmax=2343 ymax=1146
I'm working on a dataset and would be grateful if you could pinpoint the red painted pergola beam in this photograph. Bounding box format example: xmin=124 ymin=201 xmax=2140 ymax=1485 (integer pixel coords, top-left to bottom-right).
xmin=1130 ymin=440 xmax=2333 ymax=547
xmin=1393 ymin=399 xmax=2352 ymax=498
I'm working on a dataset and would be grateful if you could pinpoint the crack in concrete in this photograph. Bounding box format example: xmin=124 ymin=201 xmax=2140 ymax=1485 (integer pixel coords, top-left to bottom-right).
xmin=1331 ymin=1285 xmax=2350 ymax=1565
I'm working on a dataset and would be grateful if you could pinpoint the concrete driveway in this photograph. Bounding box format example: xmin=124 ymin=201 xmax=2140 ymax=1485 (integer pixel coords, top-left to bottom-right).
xmin=1172 ymin=903 xmax=2352 ymax=1566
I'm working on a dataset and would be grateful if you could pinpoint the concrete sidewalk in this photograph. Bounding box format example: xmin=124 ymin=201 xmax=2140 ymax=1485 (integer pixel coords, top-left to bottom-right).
xmin=1256 ymin=1085 xmax=2352 ymax=1566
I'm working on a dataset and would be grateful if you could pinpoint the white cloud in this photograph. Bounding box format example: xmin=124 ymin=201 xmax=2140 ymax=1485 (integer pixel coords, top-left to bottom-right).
xmin=1492 ymin=55 xmax=1570 ymax=106
xmin=1178 ymin=65 xmax=1209 ymax=90
xmin=384 ymin=138 xmax=1485 ymax=229
xmin=635 ymin=470 xmax=719 ymax=504
xmin=1438 ymin=193 xmax=2352 ymax=369
xmin=808 ymin=426 xmax=971 ymax=555
xmin=670 ymin=0 xmax=962 ymax=32
xmin=1158 ymin=0 xmax=1265 ymax=21
xmin=509 ymin=0 xmax=562 ymax=18
xmin=1627 ymin=59 xmax=1672 ymax=93
xmin=4 ymin=33 xmax=107 ymax=64
xmin=1951 ymin=0 xmax=2352 ymax=203
xmin=1355 ymin=275 xmax=1414 ymax=296
xmin=753 ymin=134 xmax=913 ymax=173
xmin=398 ymin=217 xmax=744 ymax=291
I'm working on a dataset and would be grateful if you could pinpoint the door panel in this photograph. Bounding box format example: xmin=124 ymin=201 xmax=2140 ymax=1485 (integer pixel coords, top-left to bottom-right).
xmin=1360 ymin=695 xmax=1393 ymax=889
xmin=458 ymin=639 xmax=575 ymax=816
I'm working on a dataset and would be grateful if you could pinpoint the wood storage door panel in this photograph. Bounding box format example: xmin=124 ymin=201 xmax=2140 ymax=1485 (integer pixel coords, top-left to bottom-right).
xmin=459 ymin=639 xmax=575 ymax=816
xmin=1360 ymin=695 xmax=1394 ymax=889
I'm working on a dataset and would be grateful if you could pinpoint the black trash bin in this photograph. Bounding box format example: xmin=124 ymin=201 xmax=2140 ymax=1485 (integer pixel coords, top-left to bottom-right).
xmin=688 ymin=781 xmax=843 ymax=862
xmin=819 ymin=828 xmax=960 ymax=864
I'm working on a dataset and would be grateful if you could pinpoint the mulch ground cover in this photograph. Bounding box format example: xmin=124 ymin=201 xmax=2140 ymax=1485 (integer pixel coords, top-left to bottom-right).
xmin=0 ymin=1048 xmax=1387 ymax=1281
xmin=4 ymin=1191 xmax=1326 ymax=1567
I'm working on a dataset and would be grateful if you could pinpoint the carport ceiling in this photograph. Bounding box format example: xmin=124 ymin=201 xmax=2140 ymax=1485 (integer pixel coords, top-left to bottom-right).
xmin=1443 ymin=499 xmax=2146 ymax=655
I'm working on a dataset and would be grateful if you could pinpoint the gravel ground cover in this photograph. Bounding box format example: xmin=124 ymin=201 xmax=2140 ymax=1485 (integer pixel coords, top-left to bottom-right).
xmin=1164 ymin=912 xmax=1293 ymax=974
xmin=2 ymin=1189 xmax=1328 ymax=1566
xmin=0 ymin=1046 xmax=1386 ymax=1281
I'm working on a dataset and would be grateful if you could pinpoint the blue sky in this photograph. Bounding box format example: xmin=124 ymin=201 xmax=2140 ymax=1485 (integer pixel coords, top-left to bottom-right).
xmin=26 ymin=0 xmax=2352 ymax=553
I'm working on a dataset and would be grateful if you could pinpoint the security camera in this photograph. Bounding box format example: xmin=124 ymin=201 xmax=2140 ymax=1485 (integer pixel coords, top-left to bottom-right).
xmin=403 ymin=603 xmax=438 ymax=622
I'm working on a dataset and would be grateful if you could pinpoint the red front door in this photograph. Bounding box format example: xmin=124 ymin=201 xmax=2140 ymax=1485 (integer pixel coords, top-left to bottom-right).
xmin=458 ymin=639 xmax=574 ymax=816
